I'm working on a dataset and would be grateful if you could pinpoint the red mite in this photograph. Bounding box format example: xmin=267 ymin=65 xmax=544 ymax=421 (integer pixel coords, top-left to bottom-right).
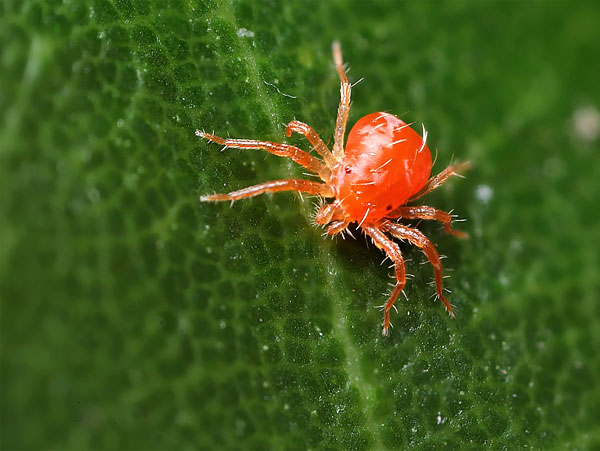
xmin=198 ymin=42 xmax=469 ymax=336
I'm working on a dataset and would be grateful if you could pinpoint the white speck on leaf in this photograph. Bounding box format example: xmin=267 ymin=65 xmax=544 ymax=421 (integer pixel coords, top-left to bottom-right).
xmin=509 ymin=238 xmax=522 ymax=253
xmin=475 ymin=184 xmax=493 ymax=204
xmin=572 ymin=105 xmax=600 ymax=142
xmin=87 ymin=188 xmax=100 ymax=204
xmin=236 ymin=27 xmax=255 ymax=38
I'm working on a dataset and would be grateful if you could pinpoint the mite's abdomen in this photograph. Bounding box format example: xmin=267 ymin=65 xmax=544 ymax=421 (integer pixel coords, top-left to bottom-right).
xmin=331 ymin=112 xmax=432 ymax=222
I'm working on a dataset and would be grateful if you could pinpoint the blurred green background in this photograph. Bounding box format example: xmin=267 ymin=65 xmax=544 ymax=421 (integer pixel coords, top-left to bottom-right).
xmin=2 ymin=0 xmax=600 ymax=449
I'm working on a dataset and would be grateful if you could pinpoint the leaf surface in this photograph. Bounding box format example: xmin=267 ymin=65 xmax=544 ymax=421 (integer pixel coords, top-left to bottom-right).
xmin=2 ymin=1 xmax=600 ymax=449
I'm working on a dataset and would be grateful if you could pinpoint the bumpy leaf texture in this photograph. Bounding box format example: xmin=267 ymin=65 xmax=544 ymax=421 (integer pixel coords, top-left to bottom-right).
xmin=2 ymin=0 xmax=600 ymax=449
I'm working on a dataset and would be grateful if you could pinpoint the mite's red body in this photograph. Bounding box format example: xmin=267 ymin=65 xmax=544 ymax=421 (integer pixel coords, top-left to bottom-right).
xmin=331 ymin=112 xmax=432 ymax=222
xmin=198 ymin=43 xmax=468 ymax=335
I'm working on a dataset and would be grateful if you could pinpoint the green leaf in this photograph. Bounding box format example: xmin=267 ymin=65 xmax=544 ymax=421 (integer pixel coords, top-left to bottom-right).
xmin=2 ymin=1 xmax=600 ymax=449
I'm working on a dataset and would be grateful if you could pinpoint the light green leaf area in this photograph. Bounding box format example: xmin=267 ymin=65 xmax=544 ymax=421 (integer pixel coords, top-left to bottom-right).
xmin=2 ymin=0 xmax=600 ymax=449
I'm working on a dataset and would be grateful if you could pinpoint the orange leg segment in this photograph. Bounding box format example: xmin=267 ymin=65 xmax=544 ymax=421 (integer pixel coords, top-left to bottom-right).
xmin=196 ymin=130 xmax=327 ymax=178
xmin=200 ymin=179 xmax=333 ymax=202
xmin=382 ymin=222 xmax=455 ymax=317
xmin=363 ymin=224 xmax=407 ymax=336
xmin=409 ymin=161 xmax=471 ymax=201
xmin=286 ymin=120 xmax=336 ymax=169
xmin=332 ymin=41 xmax=351 ymax=161
xmin=325 ymin=220 xmax=350 ymax=236
xmin=315 ymin=202 xmax=346 ymax=225
xmin=389 ymin=206 xmax=468 ymax=238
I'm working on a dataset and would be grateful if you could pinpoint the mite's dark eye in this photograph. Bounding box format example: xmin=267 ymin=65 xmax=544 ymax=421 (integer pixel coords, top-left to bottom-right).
xmin=386 ymin=205 xmax=393 ymax=211
xmin=345 ymin=166 xmax=352 ymax=174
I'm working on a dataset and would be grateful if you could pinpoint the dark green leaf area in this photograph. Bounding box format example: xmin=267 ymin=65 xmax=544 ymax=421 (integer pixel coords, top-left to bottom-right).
xmin=2 ymin=0 xmax=600 ymax=450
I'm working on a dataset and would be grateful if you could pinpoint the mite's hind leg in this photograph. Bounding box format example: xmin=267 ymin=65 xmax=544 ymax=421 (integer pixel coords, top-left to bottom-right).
xmin=363 ymin=224 xmax=407 ymax=336
xmin=383 ymin=222 xmax=455 ymax=317
xmin=332 ymin=41 xmax=352 ymax=161
xmin=196 ymin=130 xmax=328 ymax=179
xmin=409 ymin=161 xmax=471 ymax=201
xmin=286 ymin=120 xmax=336 ymax=169
xmin=389 ymin=206 xmax=468 ymax=238
xmin=201 ymin=179 xmax=334 ymax=202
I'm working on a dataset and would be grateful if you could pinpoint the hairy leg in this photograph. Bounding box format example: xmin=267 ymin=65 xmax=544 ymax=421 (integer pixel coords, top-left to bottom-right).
xmin=363 ymin=224 xmax=407 ymax=336
xmin=286 ymin=120 xmax=336 ymax=169
xmin=382 ymin=222 xmax=454 ymax=317
xmin=408 ymin=161 xmax=471 ymax=202
xmin=196 ymin=130 xmax=328 ymax=179
xmin=200 ymin=179 xmax=334 ymax=202
xmin=388 ymin=206 xmax=468 ymax=238
xmin=315 ymin=202 xmax=346 ymax=225
xmin=314 ymin=203 xmax=351 ymax=236
xmin=332 ymin=41 xmax=351 ymax=161
xmin=325 ymin=220 xmax=350 ymax=236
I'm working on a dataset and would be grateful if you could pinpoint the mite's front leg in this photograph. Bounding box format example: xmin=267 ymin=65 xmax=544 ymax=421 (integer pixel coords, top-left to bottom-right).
xmin=332 ymin=41 xmax=352 ymax=161
xmin=286 ymin=120 xmax=336 ymax=169
xmin=196 ymin=130 xmax=328 ymax=179
xmin=201 ymin=179 xmax=334 ymax=202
